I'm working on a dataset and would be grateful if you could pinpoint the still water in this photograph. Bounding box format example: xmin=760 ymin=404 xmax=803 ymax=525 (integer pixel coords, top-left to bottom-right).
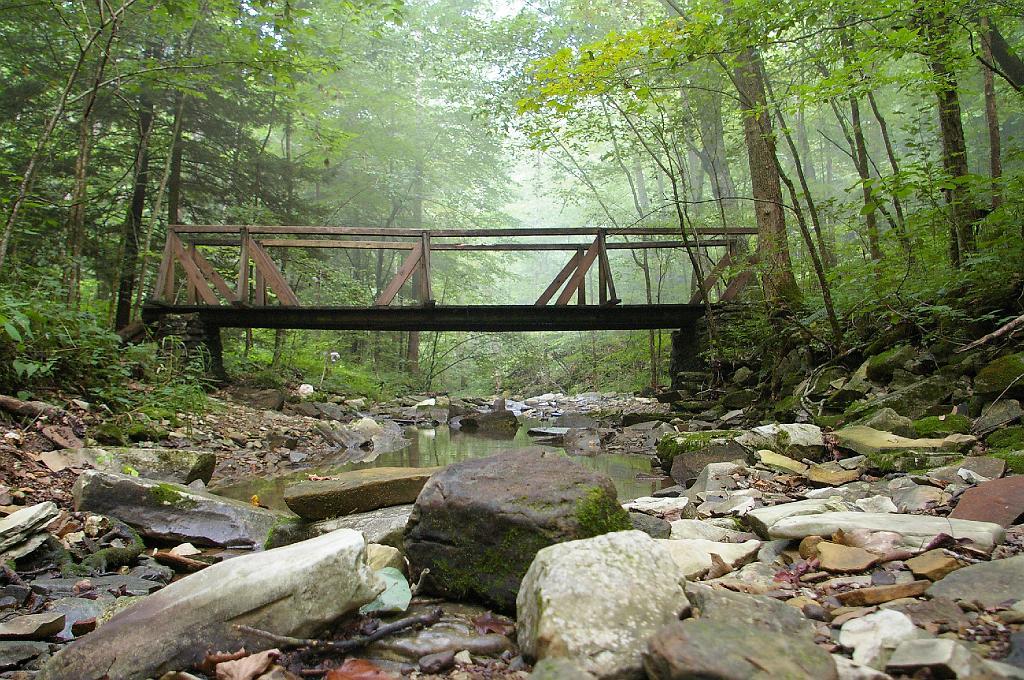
xmin=211 ymin=420 xmax=665 ymax=514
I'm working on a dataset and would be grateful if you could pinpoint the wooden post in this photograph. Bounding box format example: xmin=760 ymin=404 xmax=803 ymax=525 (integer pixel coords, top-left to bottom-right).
xmin=186 ymin=244 xmax=198 ymax=304
xmin=598 ymin=230 xmax=608 ymax=305
xmin=576 ymin=248 xmax=586 ymax=305
xmin=237 ymin=227 xmax=250 ymax=304
xmin=420 ymin=232 xmax=432 ymax=303
xmin=153 ymin=234 xmax=175 ymax=302
xmin=254 ymin=268 xmax=266 ymax=306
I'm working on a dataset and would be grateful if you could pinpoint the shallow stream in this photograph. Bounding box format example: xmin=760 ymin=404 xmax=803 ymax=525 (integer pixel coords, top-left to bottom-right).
xmin=212 ymin=419 xmax=666 ymax=514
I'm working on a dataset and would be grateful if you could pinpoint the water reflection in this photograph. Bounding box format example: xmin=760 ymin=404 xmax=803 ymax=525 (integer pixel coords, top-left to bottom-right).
xmin=211 ymin=419 xmax=665 ymax=513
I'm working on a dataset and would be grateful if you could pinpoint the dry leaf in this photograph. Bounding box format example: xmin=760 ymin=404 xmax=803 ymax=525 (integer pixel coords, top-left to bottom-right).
xmin=325 ymin=658 xmax=396 ymax=680
xmin=215 ymin=649 xmax=280 ymax=680
xmin=471 ymin=611 xmax=515 ymax=636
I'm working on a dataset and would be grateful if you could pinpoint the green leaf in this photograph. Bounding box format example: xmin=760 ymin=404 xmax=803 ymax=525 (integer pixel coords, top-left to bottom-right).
xmin=359 ymin=567 xmax=411 ymax=614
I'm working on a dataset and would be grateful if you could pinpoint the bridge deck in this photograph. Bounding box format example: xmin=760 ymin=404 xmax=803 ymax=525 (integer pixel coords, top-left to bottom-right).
xmin=141 ymin=304 xmax=708 ymax=332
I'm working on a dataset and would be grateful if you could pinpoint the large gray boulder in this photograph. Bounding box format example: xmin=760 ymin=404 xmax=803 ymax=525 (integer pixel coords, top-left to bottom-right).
xmin=73 ymin=470 xmax=280 ymax=548
xmin=927 ymin=554 xmax=1024 ymax=608
xmin=37 ymin=530 xmax=381 ymax=680
xmin=70 ymin=447 xmax=215 ymax=484
xmin=517 ymin=531 xmax=689 ymax=680
xmin=405 ymin=449 xmax=630 ymax=612
xmin=0 ymin=502 xmax=58 ymax=558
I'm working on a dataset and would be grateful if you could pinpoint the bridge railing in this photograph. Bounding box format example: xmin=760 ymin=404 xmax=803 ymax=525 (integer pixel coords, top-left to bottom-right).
xmin=152 ymin=225 xmax=757 ymax=308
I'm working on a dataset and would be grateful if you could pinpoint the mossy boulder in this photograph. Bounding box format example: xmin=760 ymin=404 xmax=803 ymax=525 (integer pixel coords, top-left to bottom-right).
xmin=656 ymin=430 xmax=742 ymax=470
xmin=844 ymin=375 xmax=952 ymax=421
xmin=73 ymin=470 xmax=281 ymax=548
xmin=913 ymin=414 xmax=972 ymax=438
xmin=721 ymin=389 xmax=757 ymax=409
xmin=866 ymin=344 xmax=916 ymax=383
xmin=974 ymin=353 xmax=1024 ymax=398
xmin=404 ymin=448 xmax=629 ymax=613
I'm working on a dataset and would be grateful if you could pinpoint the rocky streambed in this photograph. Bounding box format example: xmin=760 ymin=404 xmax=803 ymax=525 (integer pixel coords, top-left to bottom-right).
xmin=0 ymin=346 xmax=1023 ymax=679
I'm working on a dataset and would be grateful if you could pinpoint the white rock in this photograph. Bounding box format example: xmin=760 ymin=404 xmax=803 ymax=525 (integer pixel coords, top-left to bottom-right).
xmin=658 ymin=538 xmax=761 ymax=579
xmin=622 ymin=496 xmax=692 ymax=517
xmin=839 ymin=610 xmax=926 ymax=668
xmin=516 ymin=530 xmax=688 ymax=679
xmin=454 ymin=650 xmax=473 ymax=665
xmin=768 ymin=512 xmax=1005 ymax=550
xmin=169 ymin=543 xmax=200 ymax=557
xmin=38 ymin=530 xmax=382 ymax=680
xmin=415 ymin=398 xmax=437 ymax=407
xmin=366 ymin=543 xmax=404 ymax=572
xmin=854 ymin=496 xmax=898 ymax=514
xmin=297 ymin=383 xmax=315 ymax=397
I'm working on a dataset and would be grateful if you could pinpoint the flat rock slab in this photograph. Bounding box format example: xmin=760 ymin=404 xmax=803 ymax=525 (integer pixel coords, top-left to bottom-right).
xmin=737 ymin=423 xmax=825 ymax=460
xmin=905 ymin=550 xmax=963 ymax=581
xmin=816 ymin=542 xmax=879 ymax=573
xmin=644 ymin=618 xmax=837 ymax=680
xmin=927 ymin=456 xmax=1006 ymax=484
xmin=835 ymin=580 xmax=930 ymax=606
xmin=927 ymin=555 xmax=1024 ymax=608
xmin=517 ymin=531 xmax=689 ymax=680
xmin=0 ymin=613 xmax=64 ymax=640
xmin=406 ymin=449 xmax=630 ymax=612
xmin=949 ymin=476 xmax=1024 ymax=527
xmin=37 ymin=529 xmax=381 ymax=680
xmin=284 ymin=467 xmax=440 ymax=520
xmin=767 ymin=511 xmax=1005 ymax=551
xmin=73 ymin=470 xmax=281 ymax=548
xmin=834 ymin=426 xmax=946 ymax=456
xmin=0 ymin=502 xmax=58 ymax=556
xmin=745 ymin=497 xmax=848 ymax=537
xmin=266 ymin=505 xmax=413 ymax=550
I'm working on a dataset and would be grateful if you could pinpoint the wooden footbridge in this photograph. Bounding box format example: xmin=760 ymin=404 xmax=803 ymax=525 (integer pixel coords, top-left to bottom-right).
xmin=140 ymin=225 xmax=756 ymax=332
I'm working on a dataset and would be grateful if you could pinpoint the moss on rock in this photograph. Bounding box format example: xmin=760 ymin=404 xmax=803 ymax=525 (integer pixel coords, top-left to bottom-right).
xmin=974 ymin=352 xmax=1024 ymax=397
xmin=574 ymin=487 xmax=631 ymax=537
xmin=656 ymin=430 xmax=741 ymax=469
xmin=866 ymin=344 xmax=915 ymax=383
xmin=987 ymin=426 xmax=1024 ymax=450
xmin=147 ymin=482 xmax=199 ymax=509
xmin=912 ymin=414 xmax=971 ymax=437
xmin=990 ymin=450 xmax=1024 ymax=474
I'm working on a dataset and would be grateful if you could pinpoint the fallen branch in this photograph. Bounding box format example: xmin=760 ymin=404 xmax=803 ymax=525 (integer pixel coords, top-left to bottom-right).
xmin=153 ymin=550 xmax=210 ymax=573
xmin=0 ymin=394 xmax=84 ymax=448
xmin=235 ymin=607 xmax=443 ymax=653
xmin=0 ymin=395 xmax=68 ymax=420
xmin=957 ymin=313 xmax=1024 ymax=353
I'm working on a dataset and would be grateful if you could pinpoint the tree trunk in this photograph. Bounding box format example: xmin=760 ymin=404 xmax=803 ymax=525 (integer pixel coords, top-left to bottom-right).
xmin=114 ymin=94 xmax=155 ymax=330
xmin=730 ymin=46 xmax=799 ymax=304
xmin=924 ymin=13 xmax=981 ymax=267
xmin=849 ymin=94 xmax=882 ymax=260
xmin=981 ymin=17 xmax=1003 ymax=209
xmin=865 ymin=91 xmax=913 ymax=258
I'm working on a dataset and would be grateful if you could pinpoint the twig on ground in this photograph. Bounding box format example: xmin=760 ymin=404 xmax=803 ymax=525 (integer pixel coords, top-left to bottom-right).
xmin=957 ymin=313 xmax=1024 ymax=353
xmin=235 ymin=607 xmax=443 ymax=653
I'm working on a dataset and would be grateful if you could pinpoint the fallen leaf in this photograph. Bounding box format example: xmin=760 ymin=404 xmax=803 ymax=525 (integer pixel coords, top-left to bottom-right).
xmin=216 ymin=648 xmax=280 ymax=680
xmin=325 ymin=658 xmax=396 ymax=680
xmin=471 ymin=611 xmax=515 ymax=636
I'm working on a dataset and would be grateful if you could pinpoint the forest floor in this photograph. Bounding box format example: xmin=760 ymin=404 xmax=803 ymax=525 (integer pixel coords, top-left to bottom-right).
xmin=1 ymin=338 xmax=1024 ymax=679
